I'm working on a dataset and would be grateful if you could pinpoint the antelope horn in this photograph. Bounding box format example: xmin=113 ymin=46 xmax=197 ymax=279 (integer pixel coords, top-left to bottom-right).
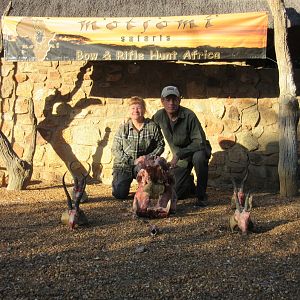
xmin=234 ymin=192 xmax=241 ymax=212
xmin=231 ymin=176 xmax=237 ymax=192
xmin=240 ymin=170 xmax=249 ymax=191
xmin=62 ymin=172 xmax=73 ymax=210
xmin=83 ymin=162 xmax=91 ymax=178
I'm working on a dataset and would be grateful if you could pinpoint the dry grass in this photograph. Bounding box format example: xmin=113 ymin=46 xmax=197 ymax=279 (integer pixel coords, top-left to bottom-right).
xmin=0 ymin=182 xmax=299 ymax=299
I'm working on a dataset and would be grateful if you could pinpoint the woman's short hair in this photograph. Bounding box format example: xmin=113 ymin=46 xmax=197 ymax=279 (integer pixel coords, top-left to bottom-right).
xmin=128 ymin=96 xmax=146 ymax=110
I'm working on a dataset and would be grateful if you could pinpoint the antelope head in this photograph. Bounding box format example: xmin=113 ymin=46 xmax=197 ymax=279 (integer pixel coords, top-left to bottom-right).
xmin=62 ymin=172 xmax=82 ymax=229
xmin=133 ymin=156 xmax=175 ymax=218
xmin=233 ymin=192 xmax=253 ymax=235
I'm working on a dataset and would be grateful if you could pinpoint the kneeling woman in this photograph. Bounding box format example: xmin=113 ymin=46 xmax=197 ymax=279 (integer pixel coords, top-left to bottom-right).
xmin=111 ymin=96 xmax=165 ymax=199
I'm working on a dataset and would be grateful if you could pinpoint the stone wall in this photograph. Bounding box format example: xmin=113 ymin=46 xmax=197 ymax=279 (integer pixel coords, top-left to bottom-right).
xmin=1 ymin=59 xmax=300 ymax=190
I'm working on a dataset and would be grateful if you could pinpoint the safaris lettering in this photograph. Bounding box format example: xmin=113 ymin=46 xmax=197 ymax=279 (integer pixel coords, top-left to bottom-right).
xmin=121 ymin=35 xmax=171 ymax=43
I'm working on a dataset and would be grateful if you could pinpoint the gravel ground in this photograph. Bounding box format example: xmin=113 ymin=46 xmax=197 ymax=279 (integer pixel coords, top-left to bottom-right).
xmin=0 ymin=182 xmax=299 ymax=300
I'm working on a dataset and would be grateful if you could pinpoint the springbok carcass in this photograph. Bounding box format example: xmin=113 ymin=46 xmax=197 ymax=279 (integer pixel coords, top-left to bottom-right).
xmin=133 ymin=156 xmax=177 ymax=218
xmin=69 ymin=161 xmax=91 ymax=203
xmin=61 ymin=171 xmax=88 ymax=229
xmin=229 ymin=192 xmax=254 ymax=235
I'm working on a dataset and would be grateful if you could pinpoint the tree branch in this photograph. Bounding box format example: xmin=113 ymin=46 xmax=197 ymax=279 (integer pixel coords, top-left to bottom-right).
xmin=23 ymin=98 xmax=37 ymax=163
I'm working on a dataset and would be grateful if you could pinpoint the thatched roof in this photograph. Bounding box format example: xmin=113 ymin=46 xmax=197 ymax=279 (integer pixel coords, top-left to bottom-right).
xmin=1 ymin=0 xmax=300 ymax=28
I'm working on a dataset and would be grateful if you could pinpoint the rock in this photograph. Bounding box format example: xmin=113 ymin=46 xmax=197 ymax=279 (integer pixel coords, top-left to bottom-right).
xmin=135 ymin=246 xmax=147 ymax=253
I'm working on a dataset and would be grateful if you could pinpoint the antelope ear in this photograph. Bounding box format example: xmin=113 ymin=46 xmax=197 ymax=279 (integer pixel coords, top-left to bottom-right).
xmin=165 ymin=199 xmax=171 ymax=215
xmin=244 ymin=192 xmax=252 ymax=211
xmin=248 ymin=194 xmax=253 ymax=211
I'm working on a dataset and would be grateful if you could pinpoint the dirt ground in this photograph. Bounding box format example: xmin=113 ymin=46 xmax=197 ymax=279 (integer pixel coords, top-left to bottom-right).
xmin=0 ymin=181 xmax=299 ymax=300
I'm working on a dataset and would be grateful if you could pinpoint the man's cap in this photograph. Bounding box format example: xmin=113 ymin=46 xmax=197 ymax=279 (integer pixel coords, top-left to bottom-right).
xmin=161 ymin=86 xmax=180 ymax=98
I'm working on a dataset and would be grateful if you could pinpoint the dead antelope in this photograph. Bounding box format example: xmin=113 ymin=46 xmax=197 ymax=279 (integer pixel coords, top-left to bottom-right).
xmin=61 ymin=171 xmax=88 ymax=229
xmin=133 ymin=156 xmax=177 ymax=218
xmin=69 ymin=161 xmax=91 ymax=203
xmin=230 ymin=170 xmax=250 ymax=210
xmin=229 ymin=192 xmax=254 ymax=235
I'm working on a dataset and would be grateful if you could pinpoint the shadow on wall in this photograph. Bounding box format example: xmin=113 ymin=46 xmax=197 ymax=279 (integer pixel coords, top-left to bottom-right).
xmin=209 ymin=140 xmax=280 ymax=192
xmin=91 ymin=127 xmax=111 ymax=181
xmin=88 ymin=61 xmax=300 ymax=99
xmin=38 ymin=63 xmax=111 ymax=182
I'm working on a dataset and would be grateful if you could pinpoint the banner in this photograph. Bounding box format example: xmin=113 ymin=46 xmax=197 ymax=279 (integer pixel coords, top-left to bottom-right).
xmin=2 ymin=12 xmax=268 ymax=61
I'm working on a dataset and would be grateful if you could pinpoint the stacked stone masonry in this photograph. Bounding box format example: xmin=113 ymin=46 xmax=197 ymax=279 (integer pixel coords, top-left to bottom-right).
xmin=1 ymin=59 xmax=300 ymax=190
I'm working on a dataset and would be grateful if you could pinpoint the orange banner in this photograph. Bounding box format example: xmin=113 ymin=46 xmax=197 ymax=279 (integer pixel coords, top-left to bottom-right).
xmin=2 ymin=12 xmax=268 ymax=61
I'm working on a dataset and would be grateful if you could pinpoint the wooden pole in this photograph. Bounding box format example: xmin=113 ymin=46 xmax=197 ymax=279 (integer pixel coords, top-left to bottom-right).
xmin=267 ymin=0 xmax=299 ymax=196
